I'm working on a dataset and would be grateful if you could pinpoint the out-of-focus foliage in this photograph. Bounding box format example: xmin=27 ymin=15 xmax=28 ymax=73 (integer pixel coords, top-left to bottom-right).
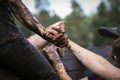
xmin=91 ymin=0 xmax=120 ymax=46
xmin=14 ymin=0 xmax=120 ymax=47
xmin=37 ymin=10 xmax=60 ymax=27
xmin=64 ymin=0 xmax=92 ymax=47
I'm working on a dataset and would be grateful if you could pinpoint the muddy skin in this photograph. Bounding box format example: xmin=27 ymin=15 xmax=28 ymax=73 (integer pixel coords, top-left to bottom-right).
xmin=7 ymin=0 xmax=68 ymax=47
xmin=43 ymin=44 xmax=72 ymax=80
xmin=8 ymin=0 xmax=44 ymax=35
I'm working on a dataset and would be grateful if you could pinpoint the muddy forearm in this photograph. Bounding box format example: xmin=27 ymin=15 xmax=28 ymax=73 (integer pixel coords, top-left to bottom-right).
xmin=44 ymin=45 xmax=72 ymax=80
xmin=50 ymin=52 xmax=71 ymax=80
xmin=8 ymin=0 xmax=44 ymax=36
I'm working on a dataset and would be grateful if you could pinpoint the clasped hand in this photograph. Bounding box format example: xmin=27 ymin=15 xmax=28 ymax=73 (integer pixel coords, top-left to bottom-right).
xmin=42 ymin=21 xmax=68 ymax=47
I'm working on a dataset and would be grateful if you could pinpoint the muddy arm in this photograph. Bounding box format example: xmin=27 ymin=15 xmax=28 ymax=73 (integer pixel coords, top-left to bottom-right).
xmin=7 ymin=0 xmax=68 ymax=47
xmin=43 ymin=44 xmax=72 ymax=80
xmin=8 ymin=0 xmax=44 ymax=36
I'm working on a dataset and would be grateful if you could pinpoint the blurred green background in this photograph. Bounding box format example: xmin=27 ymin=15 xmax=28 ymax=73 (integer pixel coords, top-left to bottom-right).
xmin=15 ymin=0 xmax=120 ymax=47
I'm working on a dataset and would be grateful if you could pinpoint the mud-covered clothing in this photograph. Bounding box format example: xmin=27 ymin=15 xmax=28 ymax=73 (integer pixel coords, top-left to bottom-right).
xmin=0 ymin=1 xmax=59 ymax=80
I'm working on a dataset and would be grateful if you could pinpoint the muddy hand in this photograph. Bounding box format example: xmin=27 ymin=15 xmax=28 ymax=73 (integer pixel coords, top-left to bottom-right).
xmin=57 ymin=47 xmax=66 ymax=57
xmin=43 ymin=44 xmax=62 ymax=65
xmin=42 ymin=21 xmax=69 ymax=47
xmin=43 ymin=43 xmax=66 ymax=57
